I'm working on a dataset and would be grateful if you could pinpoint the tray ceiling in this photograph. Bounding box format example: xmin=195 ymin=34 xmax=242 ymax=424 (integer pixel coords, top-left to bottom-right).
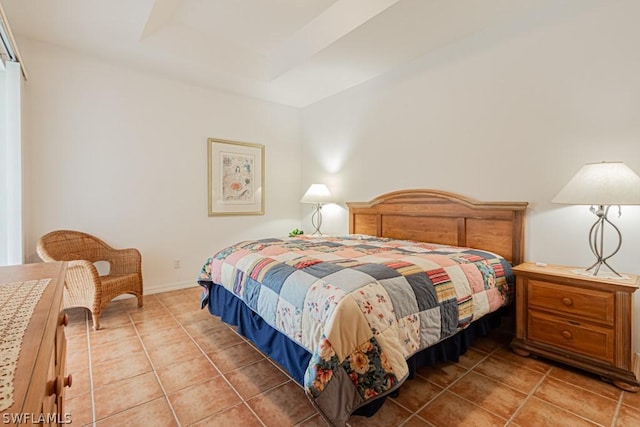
xmin=2 ymin=0 xmax=596 ymax=107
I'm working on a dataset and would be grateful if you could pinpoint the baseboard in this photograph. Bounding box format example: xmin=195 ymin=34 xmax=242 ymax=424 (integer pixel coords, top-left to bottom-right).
xmin=113 ymin=280 xmax=199 ymax=300
xmin=144 ymin=280 xmax=200 ymax=295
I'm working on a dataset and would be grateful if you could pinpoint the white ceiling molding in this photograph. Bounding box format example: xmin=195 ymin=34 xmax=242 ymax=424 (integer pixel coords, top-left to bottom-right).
xmin=1 ymin=0 xmax=601 ymax=107
xmin=139 ymin=0 xmax=185 ymax=41
xmin=268 ymin=0 xmax=401 ymax=80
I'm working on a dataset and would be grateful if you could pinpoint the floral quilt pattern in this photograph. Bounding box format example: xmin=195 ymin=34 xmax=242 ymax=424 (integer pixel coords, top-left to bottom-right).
xmin=198 ymin=235 xmax=513 ymax=426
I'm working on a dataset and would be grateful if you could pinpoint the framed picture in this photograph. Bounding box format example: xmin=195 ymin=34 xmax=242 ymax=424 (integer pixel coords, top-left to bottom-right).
xmin=208 ymin=138 xmax=265 ymax=216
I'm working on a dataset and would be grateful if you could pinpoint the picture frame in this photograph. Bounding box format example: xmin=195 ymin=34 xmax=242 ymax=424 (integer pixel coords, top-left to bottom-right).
xmin=208 ymin=138 xmax=265 ymax=216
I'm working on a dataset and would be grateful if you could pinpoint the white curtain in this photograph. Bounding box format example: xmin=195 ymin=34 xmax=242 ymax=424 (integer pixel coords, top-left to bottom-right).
xmin=0 ymin=61 xmax=23 ymax=266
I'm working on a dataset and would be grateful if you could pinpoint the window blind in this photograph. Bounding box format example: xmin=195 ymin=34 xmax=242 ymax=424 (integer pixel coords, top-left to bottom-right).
xmin=0 ymin=2 xmax=26 ymax=79
xmin=0 ymin=2 xmax=24 ymax=265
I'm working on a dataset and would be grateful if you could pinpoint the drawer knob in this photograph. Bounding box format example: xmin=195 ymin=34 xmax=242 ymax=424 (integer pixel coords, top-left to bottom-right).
xmin=561 ymin=297 xmax=573 ymax=306
xmin=59 ymin=313 xmax=69 ymax=327
xmin=561 ymin=330 xmax=572 ymax=340
xmin=54 ymin=374 xmax=73 ymax=396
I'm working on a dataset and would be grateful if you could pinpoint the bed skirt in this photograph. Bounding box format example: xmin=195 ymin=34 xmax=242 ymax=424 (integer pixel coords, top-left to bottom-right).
xmin=206 ymin=283 xmax=506 ymax=417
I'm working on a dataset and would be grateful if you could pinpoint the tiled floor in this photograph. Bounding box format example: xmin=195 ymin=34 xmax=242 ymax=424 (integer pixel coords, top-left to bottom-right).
xmin=63 ymin=286 xmax=640 ymax=426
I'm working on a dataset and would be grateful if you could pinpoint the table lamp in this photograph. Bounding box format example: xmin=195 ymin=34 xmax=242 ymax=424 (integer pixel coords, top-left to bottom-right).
xmin=552 ymin=161 xmax=640 ymax=277
xmin=300 ymin=184 xmax=333 ymax=236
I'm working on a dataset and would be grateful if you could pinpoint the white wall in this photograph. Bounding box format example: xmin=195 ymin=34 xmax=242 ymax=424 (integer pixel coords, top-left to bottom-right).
xmin=301 ymin=1 xmax=640 ymax=342
xmin=16 ymin=0 xmax=640 ymax=345
xmin=21 ymin=39 xmax=302 ymax=293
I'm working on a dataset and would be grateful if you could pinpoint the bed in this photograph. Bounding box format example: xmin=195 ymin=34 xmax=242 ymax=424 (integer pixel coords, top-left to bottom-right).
xmin=198 ymin=189 xmax=528 ymax=426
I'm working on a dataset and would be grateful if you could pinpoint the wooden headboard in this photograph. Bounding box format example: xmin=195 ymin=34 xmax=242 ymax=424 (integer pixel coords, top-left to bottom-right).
xmin=347 ymin=189 xmax=528 ymax=265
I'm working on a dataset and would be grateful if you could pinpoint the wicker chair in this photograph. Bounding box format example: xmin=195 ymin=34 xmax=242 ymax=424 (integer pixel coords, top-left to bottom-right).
xmin=36 ymin=230 xmax=143 ymax=330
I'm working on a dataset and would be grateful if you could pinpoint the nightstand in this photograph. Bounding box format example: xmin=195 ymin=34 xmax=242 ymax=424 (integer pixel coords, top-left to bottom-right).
xmin=510 ymin=262 xmax=640 ymax=391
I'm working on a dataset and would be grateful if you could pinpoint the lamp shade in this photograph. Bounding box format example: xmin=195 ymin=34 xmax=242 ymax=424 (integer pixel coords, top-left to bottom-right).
xmin=300 ymin=184 xmax=332 ymax=204
xmin=552 ymin=161 xmax=640 ymax=206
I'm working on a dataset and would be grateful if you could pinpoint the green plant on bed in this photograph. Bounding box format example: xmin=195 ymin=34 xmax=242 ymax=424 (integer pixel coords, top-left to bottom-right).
xmin=289 ymin=228 xmax=304 ymax=237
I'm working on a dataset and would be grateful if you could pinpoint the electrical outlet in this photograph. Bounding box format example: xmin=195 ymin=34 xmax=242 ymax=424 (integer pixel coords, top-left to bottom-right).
xmin=173 ymin=259 xmax=181 ymax=269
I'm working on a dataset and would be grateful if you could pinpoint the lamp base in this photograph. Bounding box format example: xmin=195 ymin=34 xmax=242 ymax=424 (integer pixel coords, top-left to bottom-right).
xmin=310 ymin=203 xmax=323 ymax=236
xmin=586 ymin=205 xmax=623 ymax=278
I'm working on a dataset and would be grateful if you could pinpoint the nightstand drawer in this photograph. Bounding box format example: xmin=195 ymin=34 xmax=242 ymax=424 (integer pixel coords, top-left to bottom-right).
xmin=528 ymin=310 xmax=614 ymax=363
xmin=527 ymin=279 xmax=614 ymax=325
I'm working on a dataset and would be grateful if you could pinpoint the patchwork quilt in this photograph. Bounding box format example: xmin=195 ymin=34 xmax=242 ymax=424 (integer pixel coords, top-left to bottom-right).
xmin=198 ymin=235 xmax=513 ymax=426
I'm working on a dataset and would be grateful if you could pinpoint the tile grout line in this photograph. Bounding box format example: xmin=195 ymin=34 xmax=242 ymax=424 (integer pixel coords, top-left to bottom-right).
xmin=431 ymin=344 xmax=514 ymax=424
xmin=398 ymin=414 xmax=437 ymax=427
xmin=611 ymin=391 xmax=624 ymax=427
xmin=549 ymin=374 xmax=623 ymax=403
xmin=295 ymin=413 xmax=322 ymax=426
xmin=88 ymin=301 xmax=182 ymax=425
xmin=491 ymin=342 xmax=548 ymax=426
xmin=220 ymin=322 xmax=336 ymax=424
xmin=437 ymin=341 xmax=621 ymax=427
xmin=128 ymin=296 xmax=183 ymax=427
xmin=406 ymin=340 xmax=546 ymax=426
xmin=407 ymin=343 xmax=499 ymax=421
xmin=82 ymin=309 xmax=97 ymax=427
xmin=219 ymin=321 xmax=322 ymax=424
xmin=154 ymin=294 xmax=268 ymax=427
xmin=493 ymin=331 xmax=624 ymax=427
xmin=68 ymin=291 xmax=640 ymax=426
xmin=463 ymin=342 xmax=618 ymax=426
xmin=523 ymin=367 xmax=622 ymax=426
xmin=504 ymin=366 xmax=601 ymax=426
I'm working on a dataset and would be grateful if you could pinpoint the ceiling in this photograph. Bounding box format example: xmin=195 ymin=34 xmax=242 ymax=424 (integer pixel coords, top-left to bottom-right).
xmin=2 ymin=0 xmax=580 ymax=107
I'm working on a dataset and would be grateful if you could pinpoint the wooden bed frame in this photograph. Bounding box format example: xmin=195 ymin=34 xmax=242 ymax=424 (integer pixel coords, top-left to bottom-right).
xmin=347 ymin=189 xmax=528 ymax=265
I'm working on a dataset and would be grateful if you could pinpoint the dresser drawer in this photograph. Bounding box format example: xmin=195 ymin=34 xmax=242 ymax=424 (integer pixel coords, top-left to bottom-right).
xmin=43 ymin=348 xmax=57 ymax=426
xmin=527 ymin=279 xmax=614 ymax=325
xmin=528 ymin=310 xmax=614 ymax=363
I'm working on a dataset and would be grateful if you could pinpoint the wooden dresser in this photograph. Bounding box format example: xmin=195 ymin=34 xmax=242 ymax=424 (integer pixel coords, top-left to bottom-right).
xmin=511 ymin=262 xmax=640 ymax=391
xmin=0 ymin=262 xmax=72 ymax=426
